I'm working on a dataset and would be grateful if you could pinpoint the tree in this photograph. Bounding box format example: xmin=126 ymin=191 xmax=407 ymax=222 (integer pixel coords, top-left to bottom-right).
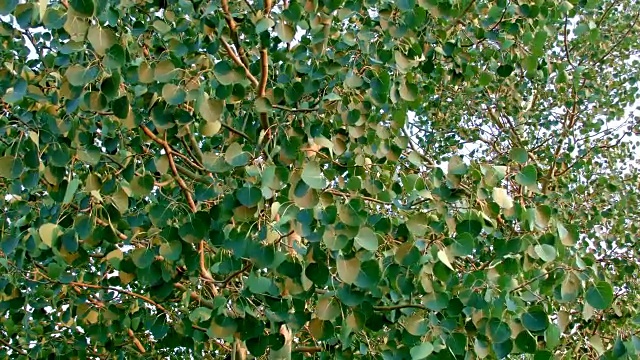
xmin=0 ymin=0 xmax=639 ymax=358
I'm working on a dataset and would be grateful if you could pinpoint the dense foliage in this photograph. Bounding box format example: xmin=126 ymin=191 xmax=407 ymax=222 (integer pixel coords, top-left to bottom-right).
xmin=1 ymin=0 xmax=640 ymax=358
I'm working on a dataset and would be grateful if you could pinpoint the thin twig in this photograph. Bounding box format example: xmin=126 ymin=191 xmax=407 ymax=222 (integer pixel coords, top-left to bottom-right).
xmin=184 ymin=126 xmax=205 ymax=164
xmin=220 ymin=0 xmax=250 ymax=67
xmin=140 ymin=125 xmax=197 ymax=213
xmin=325 ymin=189 xmax=390 ymax=205
xmin=220 ymin=262 xmax=253 ymax=286
xmin=0 ymin=339 xmax=29 ymax=356
xmin=373 ymin=303 xmax=428 ymax=311
xmin=272 ymin=104 xmax=319 ymax=112
xmin=220 ymin=38 xmax=259 ymax=86
xmin=564 ymin=16 xmax=574 ymax=68
xmin=69 ymin=281 xmax=171 ymax=314
xmin=220 ymin=122 xmax=253 ymax=142
xmin=593 ymin=11 xmax=640 ymax=66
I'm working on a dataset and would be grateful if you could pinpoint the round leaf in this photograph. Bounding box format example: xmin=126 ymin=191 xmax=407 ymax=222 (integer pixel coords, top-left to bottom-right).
xmin=585 ymin=281 xmax=614 ymax=310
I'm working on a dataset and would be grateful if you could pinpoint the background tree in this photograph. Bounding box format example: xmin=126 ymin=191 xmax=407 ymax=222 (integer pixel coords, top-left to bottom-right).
xmin=1 ymin=0 xmax=639 ymax=359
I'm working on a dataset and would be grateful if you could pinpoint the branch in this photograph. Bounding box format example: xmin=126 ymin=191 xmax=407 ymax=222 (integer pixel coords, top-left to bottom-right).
xmin=293 ymin=346 xmax=324 ymax=354
xmin=0 ymin=339 xmax=29 ymax=356
xmin=258 ymin=43 xmax=269 ymax=131
xmin=564 ymin=16 xmax=574 ymax=68
xmin=69 ymin=281 xmax=171 ymax=315
xmin=220 ymin=38 xmax=259 ymax=87
xmin=593 ymin=11 xmax=640 ymax=66
xmin=447 ymin=0 xmax=476 ymax=30
xmin=199 ymin=240 xmax=219 ymax=296
xmin=173 ymin=282 xmax=215 ymax=308
xmin=219 ymin=261 xmax=253 ymax=286
xmin=272 ymin=104 xmax=319 ymax=112
xmin=510 ymin=267 xmax=561 ymax=293
xmin=220 ymin=121 xmax=253 ymax=142
xmin=373 ymin=303 xmax=428 ymax=311
xmin=127 ymin=329 xmax=146 ymax=354
xmin=140 ymin=125 xmax=197 ymax=213
xmin=139 ymin=124 xmax=204 ymax=171
xmin=221 ymin=0 xmax=250 ymax=68
xmin=95 ymin=217 xmax=128 ymax=241
xmin=325 ymin=189 xmax=391 ymax=205
xmin=183 ymin=126 xmax=204 ymax=165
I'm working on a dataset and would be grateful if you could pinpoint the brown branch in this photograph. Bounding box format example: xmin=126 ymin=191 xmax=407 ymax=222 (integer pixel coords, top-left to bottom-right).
xmin=293 ymin=346 xmax=324 ymax=354
xmin=510 ymin=267 xmax=561 ymax=293
xmin=184 ymin=126 xmax=205 ymax=164
xmin=140 ymin=125 xmax=197 ymax=213
xmin=593 ymin=11 xmax=640 ymax=66
xmin=173 ymin=283 xmax=215 ymax=308
xmin=199 ymin=240 xmax=219 ymax=296
xmin=127 ymin=329 xmax=146 ymax=354
xmin=95 ymin=217 xmax=128 ymax=240
xmin=220 ymin=122 xmax=253 ymax=142
xmin=258 ymin=46 xmax=270 ymax=131
xmin=139 ymin=125 xmax=204 ymax=171
xmin=0 ymin=339 xmax=28 ymax=356
xmin=221 ymin=0 xmax=250 ymax=68
xmin=220 ymin=262 xmax=253 ymax=286
xmin=272 ymin=104 xmax=319 ymax=112
xmin=564 ymin=16 xmax=574 ymax=68
xmin=373 ymin=303 xmax=428 ymax=311
xmin=325 ymin=189 xmax=391 ymax=205
xmin=447 ymin=0 xmax=476 ymax=30
xmin=220 ymin=38 xmax=259 ymax=87
xmin=258 ymin=49 xmax=268 ymax=97
xmin=69 ymin=281 xmax=171 ymax=315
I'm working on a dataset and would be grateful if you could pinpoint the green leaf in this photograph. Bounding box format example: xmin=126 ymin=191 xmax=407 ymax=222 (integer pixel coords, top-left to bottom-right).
xmin=275 ymin=21 xmax=295 ymax=42
xmin=39 ymin=223 xmax=61 ymax=248
xmin=354 ymin=227 xmax=378 ymax=251
xmin=496 ymin=64 xmax=514 ymax=77
xmin=448 ymin=155 xmax=468 ymax=175
xmin=69 ymin=0 xmax=95 ymax=16
xmin=131 ymin=248 xmax=155 ymax=268
xmin=316 ymin=297 xmax=341 ymax=320
xmin=515 ymin=331 xmax=537 ymax=353
xmin=0 ymin=0 xmax=18 ymax=15
xmin=585 ymin=281 xmax=614 ymax=310
xmin=410 ymin=342 xmax=434 ymax=359
xmin=189 ymin=307 xmax=212 ymax=323
xmin=301 ymin=161 xmax=327 ymax=189
xmin=65 ymin=65 xmax=99 ymax=87
xmin=0 ymin=156 xmax=24 ymax=179
xmin=159 ymin=241 xmax=182 ymax=261
xmin=305 ymin=263 xmax=329 ymax=286
xmin=336 ymin=255 xmax=359 ymax=284
xmin=214 ymin=61 xmax=241 ymax=85
xmin=224 ymin=143 xmax=251 ymax=167
xmin=162 ymin=84 xmax=186 ymax=105
xmin=510 ymin=148 xmax=528 ymax=164
xmin=534 ymin=244 xmax=556 ymax=262
xmin=457 ymin=220 xmax=482 ymax=237
xmin=130 ymin=175 xmax=154 ymax=197
xmin=488 ymin=318 xmax=511 ymax=343
xmin=492 ymin=339 xmax=513 ymax=358
xmin=522 ymin=308 xmax=549 ymax=332
xmin=63 ymin=178 xmax=81 ymax=204
xmin=87 ymin=25 xmax=116 ymax=55
xmin=112 ymin=96 xmax=130 ymax=119
xmin=236 ymin=186 xmax=262 ymax=207
xmin=515 ymin=165 xmax=538 ymax=186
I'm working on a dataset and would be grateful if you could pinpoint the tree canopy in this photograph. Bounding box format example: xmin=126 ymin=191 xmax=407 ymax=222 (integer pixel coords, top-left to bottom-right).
xmin=1 ymin=0 xmax=640 ymax=358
